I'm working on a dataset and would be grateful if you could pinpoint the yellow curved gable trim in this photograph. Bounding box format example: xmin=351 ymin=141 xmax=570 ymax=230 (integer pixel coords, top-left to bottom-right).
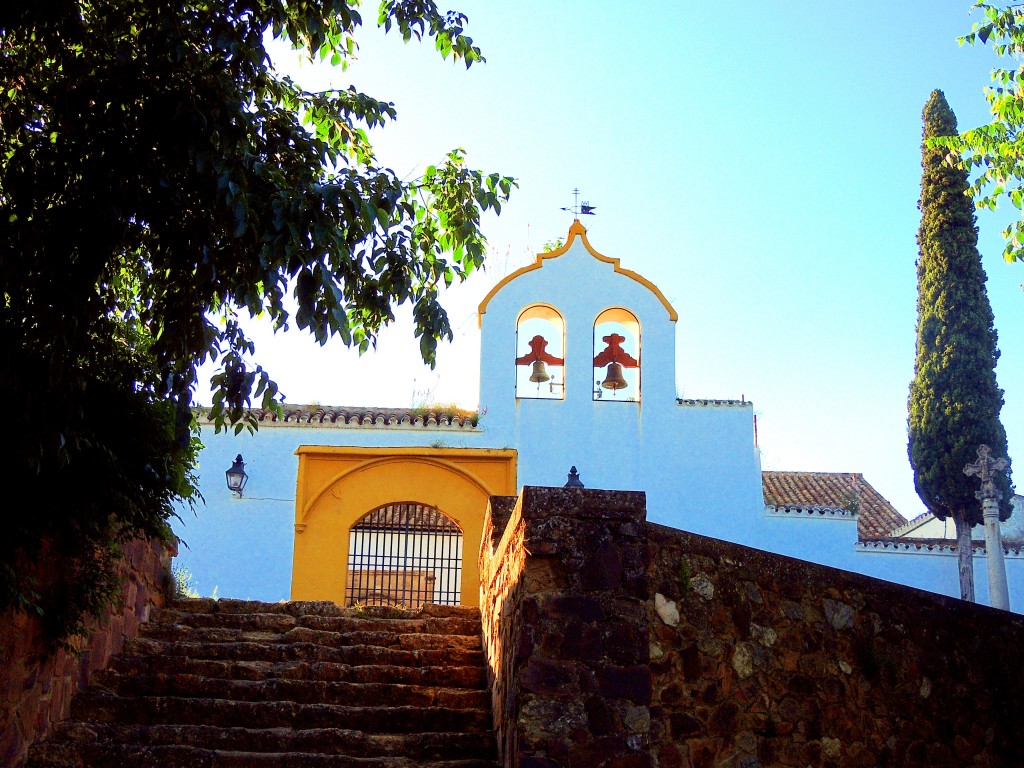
xmin=296 ymin=448 xmax=513 ymax=526
xmin=477 ymin=219 xmax=678 ymax=325
xmin=299 ymin=456 xmax=491 ymax=524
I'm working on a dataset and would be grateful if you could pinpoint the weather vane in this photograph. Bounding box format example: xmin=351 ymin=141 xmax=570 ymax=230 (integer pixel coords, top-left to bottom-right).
xmin=560 ymin=188 xmax=596 ymax=217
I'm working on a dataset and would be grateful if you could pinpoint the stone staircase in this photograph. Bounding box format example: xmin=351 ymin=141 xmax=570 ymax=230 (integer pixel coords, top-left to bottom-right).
xmin=26 ymin=598 xmax=498 ymax=768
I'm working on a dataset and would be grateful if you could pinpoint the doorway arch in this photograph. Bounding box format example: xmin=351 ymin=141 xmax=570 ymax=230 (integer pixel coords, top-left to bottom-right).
xmin=292 ymin=446 xmax=517 ymax=607
xmin=346 ymin=501 xmax=463 ymax=607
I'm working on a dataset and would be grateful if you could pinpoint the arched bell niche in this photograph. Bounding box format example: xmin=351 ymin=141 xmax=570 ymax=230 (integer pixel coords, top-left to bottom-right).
xmin=593 ymin=307 xmax=641 ymax=401
xmin=515 ymin=304 xmax=565 ymax=399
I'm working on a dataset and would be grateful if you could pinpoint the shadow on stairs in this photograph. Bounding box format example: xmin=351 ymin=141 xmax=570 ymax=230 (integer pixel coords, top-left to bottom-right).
xmin=26 ymin=598 xmax=498 ymax=768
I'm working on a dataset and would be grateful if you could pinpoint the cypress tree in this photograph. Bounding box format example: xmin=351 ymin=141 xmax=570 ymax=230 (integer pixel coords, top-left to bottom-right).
xmin=909 ymin=89 xmax=1013 ymax=602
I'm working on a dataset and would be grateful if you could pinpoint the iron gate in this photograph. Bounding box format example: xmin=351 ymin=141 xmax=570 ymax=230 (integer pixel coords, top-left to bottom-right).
xmin=345 ymin=502 xmax=463 ymax=608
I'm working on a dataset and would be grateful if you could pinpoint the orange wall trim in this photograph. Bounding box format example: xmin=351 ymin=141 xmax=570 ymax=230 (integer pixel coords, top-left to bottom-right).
xmin=291 ymin=446 xmax=517 ymax=607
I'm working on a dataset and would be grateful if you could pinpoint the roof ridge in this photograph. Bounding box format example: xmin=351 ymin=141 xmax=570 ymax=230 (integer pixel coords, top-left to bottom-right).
xmin=193 ymin=404 xmax=481 ymax=429
xmin=762 ymin=470 xmax=907 ymax=540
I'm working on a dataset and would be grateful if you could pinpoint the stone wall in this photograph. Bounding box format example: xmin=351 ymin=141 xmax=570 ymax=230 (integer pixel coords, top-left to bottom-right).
xmin=0 ymin=536 xmax=174 ymax=767
xmin=480 ymin=494 xmax=527 ymax=765
xmin=480 ymin=487 xmax=652 ymax=768
xmin=482 ymin=487 xmax=1024 ymax=768
xmin=646 ymin=523 xmax=1024 ymax=768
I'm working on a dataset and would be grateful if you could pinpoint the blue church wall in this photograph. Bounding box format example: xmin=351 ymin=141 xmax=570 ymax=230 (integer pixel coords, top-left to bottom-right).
xmin=748 ymin=513 xmax=1023 ymax=612
xmin=174 ymin=220 xmax=1024 ymax=613
xmin=477 ymin=224 xmax=765 ymax=530
xmin=174 ymin=421 xmax=489 ymax=601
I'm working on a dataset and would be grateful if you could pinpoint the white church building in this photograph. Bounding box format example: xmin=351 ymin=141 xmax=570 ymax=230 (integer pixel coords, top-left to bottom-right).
xmin=175 ymin=220 xmax=1023 ymax=612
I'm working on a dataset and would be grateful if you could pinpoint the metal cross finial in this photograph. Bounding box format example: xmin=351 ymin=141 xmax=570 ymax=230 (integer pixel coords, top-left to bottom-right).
xmin=559 ymin=188 xmax=596 ymax=217
xmin=964 ymin=444 xmax=1009 ymax=501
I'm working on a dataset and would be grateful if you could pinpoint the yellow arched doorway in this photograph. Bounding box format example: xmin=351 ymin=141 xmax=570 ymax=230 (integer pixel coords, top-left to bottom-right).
xmin=291 ymin=447 xmax=517 ymax=607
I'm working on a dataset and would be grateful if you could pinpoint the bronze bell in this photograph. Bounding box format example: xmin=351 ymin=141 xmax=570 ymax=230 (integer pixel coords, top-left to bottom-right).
xmin=601 ymin=362 xmax=628 ymax=391
xmin=529 ymin=360 xmax=551 ymax=383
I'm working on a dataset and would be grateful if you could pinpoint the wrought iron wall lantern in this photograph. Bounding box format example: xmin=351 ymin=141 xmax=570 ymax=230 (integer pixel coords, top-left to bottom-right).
xmin=225 ymin=454 xmax=249 ymax=497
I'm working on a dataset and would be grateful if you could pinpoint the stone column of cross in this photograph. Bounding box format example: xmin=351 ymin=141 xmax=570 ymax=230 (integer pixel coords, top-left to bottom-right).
xmin=964 ymin=445 xmax=1011 ymax=610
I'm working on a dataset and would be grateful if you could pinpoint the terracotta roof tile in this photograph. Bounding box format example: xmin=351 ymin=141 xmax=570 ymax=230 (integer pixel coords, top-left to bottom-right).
xmin=762 ymin=471 xmax=907 ymax=541
xmin=196 ymin=404 xmax=481 ymax=429
xmin=676 ymin=398 xmax=749 ymax=407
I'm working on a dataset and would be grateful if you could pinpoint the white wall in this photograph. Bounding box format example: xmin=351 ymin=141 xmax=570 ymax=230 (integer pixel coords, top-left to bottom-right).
xmin=176 ymin=229 xmax=1024 ymax=613
xmin=478 ymin=233 xmax=765 ymax=519
xmin=173 ymin=421 xmax=487 ymax=600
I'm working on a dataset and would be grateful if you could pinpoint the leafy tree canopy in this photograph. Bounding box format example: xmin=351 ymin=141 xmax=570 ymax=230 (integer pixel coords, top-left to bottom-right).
xmin=0 ymin=0 xmax=513 ymax=638
xmin=937 ymin=2 xmax=1024 ymax=267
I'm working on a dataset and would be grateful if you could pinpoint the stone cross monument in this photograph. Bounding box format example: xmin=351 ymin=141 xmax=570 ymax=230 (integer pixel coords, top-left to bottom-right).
xmin=964 ymin=445 xmax=1011 ymax=610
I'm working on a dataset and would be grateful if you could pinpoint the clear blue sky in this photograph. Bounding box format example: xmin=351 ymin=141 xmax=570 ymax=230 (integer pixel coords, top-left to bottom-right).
xmin=200 ymin=1 xmax=1024 ymax=524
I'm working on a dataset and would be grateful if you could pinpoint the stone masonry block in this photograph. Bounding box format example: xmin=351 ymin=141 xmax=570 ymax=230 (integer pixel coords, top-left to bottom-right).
xmin=596 ymin=665 xmax=653 ymax=705
xmin=541 ymin=593 xmax=607 ymax=623
xmin=524 ymin=557 xmax=569 ymax=592
xmin=579 ymin=540 xmax=623 ymax=591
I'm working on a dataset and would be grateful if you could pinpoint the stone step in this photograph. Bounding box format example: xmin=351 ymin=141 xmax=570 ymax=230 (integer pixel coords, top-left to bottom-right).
xmin=105 ymin=655 xmax=487 ymax=688
xmin=28 ymin=741 xmax=497 ymax=768
xmin=122 ymin=637 xmax=485 ymax=668
xmin=138 ymin=623 xmax=482 ymax=650
xmin=43 ymin=722 xmax=496 ymax=760
xmin=89 ymin=672 xmax=491 ymax=709
xmin=71 ymin=692 xmax=493 ymax=734
xmin=170 ymin=598 xmax=480 ymax=621
xmin=151 ymin=609 xmax=483 ymax=638
xmin=27 ymin=599 xmax=495 ymax=767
